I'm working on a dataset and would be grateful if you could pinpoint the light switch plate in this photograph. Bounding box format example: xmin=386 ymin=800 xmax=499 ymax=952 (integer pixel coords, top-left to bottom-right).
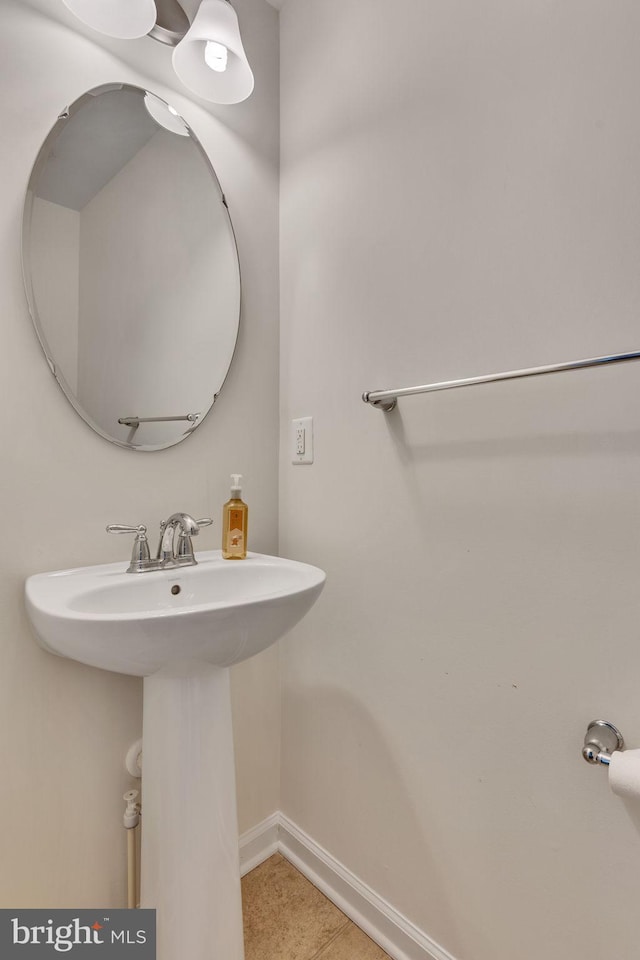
xmin=292 ymin=417 xmax=313 ymax=464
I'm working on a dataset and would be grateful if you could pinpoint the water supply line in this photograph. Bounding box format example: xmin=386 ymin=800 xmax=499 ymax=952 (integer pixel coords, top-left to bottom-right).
xmin=123 ymin=790 xmax=141 ymax=909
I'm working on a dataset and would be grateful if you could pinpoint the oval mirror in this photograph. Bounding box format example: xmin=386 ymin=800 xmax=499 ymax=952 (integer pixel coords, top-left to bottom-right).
xmin=22 ymin=83 xmax=240 ymax=451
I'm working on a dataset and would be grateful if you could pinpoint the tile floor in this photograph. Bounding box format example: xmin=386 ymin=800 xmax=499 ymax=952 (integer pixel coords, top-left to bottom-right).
xmin=242 ymin=854 xmax=392 ymax=960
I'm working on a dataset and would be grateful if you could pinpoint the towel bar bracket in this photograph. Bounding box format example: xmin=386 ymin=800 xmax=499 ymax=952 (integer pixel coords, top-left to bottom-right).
xmin=582 ymin=719 xmax=624 ymax=766
xmin=362 ymin=392 xmax=397 ymax=412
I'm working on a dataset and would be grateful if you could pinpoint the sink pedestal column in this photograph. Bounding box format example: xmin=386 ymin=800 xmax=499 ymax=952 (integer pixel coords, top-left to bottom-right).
xmin=140 ymin=663 xmax=245 ymax=960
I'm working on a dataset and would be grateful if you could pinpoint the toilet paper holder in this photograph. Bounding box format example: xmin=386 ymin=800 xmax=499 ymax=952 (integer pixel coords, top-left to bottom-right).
xmin=582 ymin=719 xmax=625 ymax=766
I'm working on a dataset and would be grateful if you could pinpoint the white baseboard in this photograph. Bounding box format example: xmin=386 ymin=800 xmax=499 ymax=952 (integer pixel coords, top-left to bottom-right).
xmin=238 ymin=812 xmax=457 ymax=960
xmin=239 ymin=811 xmax=280 ymax=876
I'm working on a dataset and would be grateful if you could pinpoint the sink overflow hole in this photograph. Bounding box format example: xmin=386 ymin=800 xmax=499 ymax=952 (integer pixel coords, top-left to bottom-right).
xmin=171 ymin=585 xmax=181 ymax=596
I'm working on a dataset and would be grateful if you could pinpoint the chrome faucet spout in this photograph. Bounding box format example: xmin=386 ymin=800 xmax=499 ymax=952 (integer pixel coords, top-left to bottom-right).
xmin=159 ymin=513 xmax=200 ymax=563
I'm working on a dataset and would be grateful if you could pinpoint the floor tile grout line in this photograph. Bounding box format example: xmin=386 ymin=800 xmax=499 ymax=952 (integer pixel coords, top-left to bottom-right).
xmin=243 ymin=854 xmax=389 ymax=960
xmin=307 ymin=918 xmax=352 ymax=960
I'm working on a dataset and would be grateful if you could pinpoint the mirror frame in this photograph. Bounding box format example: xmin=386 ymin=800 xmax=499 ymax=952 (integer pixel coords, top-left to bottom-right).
xmin=22 ymin=83 xmax=241 ymax=452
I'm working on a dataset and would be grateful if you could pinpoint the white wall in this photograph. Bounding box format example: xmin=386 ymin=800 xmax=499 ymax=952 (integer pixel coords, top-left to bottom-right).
xmin=279 ymin=3 xmax=640 ymax=960
xmin=0 ymin=0 xmax=279 ymax=906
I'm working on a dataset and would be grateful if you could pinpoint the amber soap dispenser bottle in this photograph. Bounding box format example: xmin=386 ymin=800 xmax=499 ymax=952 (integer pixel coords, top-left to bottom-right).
xmin=222 ymin=474 xmax=248 ymax=559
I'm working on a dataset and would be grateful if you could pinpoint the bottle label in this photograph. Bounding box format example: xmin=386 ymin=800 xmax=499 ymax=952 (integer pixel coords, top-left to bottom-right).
xmin=229 ymin=509 xmax=244 ymax=531
xmin=228 ymin=509 xmax=244 ymax=554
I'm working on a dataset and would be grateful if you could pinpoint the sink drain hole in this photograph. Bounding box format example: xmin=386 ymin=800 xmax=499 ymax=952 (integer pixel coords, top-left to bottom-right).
xmin=171 ymin=584 xmax=181 ymax=596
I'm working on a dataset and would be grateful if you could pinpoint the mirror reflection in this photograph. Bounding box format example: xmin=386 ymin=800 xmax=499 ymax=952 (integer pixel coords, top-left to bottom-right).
xmin=23 ymin=84 xmax=240 ymax=450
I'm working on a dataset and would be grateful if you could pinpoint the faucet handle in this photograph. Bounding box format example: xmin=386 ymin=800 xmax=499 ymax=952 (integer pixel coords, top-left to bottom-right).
xmin=107 ymin=524 xmax=148 ymax=536
xmin=175 ymin=518 xmax=214 ymax=561
xmin=195 ymin=518 xmax=213 ymax=529
xmin=106 ymin=524 xmax=151 ymax=572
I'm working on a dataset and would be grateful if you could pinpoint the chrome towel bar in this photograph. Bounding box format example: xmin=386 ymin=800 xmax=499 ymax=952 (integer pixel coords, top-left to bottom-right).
xmin=362 ymin=350 xmax=640 ymax=412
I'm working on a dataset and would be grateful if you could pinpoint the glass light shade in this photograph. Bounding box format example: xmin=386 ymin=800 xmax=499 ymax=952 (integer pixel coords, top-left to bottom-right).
xmin=172 ymin=0 xmax=254 ymax=105
xmin=61 ymin=0 xmax=157 ymax=39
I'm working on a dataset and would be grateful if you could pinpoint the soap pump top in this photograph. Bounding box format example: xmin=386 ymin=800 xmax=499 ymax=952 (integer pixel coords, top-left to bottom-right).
xmin=222 ymin=474 xmax=248 ymax=560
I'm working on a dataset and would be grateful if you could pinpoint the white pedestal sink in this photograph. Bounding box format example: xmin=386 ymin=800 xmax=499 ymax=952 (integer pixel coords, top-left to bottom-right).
xmin=25 ymin=550 xmax=325 ymax=960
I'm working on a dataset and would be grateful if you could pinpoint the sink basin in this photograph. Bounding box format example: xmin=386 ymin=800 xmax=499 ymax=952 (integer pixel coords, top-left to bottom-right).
xmin=25 ymin=550 xmax=325 ymax=677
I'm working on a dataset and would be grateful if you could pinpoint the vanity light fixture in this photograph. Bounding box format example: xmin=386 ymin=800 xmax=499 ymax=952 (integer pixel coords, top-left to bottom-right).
xmin=60 ymin=0 xmax=254 ymax=104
